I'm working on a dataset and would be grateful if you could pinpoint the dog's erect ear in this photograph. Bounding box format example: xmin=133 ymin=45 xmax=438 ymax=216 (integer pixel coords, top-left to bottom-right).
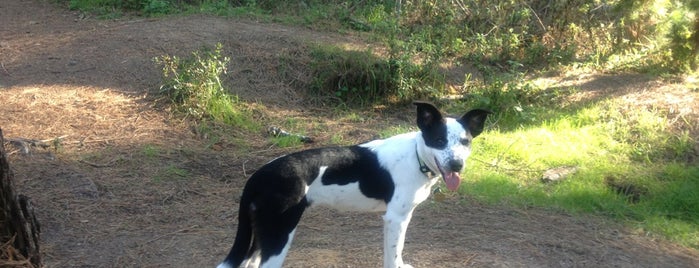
xmin=460 ymin=109 xmax=491 ymax=138
xmin=413 ymin=101 xmax=444 ymax=131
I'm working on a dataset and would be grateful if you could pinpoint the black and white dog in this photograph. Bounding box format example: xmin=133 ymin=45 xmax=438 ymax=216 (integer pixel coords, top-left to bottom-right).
xmin=217 ymin=101 xmax=490 ymax=268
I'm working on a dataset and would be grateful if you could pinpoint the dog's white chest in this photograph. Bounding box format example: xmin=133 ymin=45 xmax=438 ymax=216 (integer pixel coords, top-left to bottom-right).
xmin=414 ymin=176 xmax=440 ymax=204
xmin=305 ymin=166 xmax=387 ymax=212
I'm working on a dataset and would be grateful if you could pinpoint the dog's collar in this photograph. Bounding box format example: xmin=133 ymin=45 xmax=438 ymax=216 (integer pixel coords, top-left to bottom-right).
xmin=416 ymin=150 xmax=436 ymax=176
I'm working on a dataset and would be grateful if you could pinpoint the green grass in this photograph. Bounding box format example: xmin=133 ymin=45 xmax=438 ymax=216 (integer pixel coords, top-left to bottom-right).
xmin=378 ymin=125 xmax=415 ymax=139
xmin=269 ymin=135 xmax=304 ymax=148
xmin=141 ymin=144 xmax=160 ymax=158
xmin=152 ymin=164 xmax=191 ymax=182
xmin=458 ymin=94 xmax=699 ymax=248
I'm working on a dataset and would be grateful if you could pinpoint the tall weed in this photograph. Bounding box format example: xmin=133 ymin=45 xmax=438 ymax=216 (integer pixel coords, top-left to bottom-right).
xmin=155 ymin=43 xmax=257 ymax=130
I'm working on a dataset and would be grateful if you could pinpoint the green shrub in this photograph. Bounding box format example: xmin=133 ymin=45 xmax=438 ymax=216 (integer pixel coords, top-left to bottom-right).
xmin=155 ymin=43 xmax=258 ymax=130
xmin=65 ymin=0 xmax=181 ymax=16
xmin=310 ymin=46 xmax=395 ymax=104
xmin=309 ymin=45 xmax=444 ymax=105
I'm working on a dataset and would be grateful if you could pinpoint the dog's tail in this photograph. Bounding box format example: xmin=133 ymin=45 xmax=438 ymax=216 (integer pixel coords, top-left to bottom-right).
xmin=217 ymin=194 xmax=254 ymax=268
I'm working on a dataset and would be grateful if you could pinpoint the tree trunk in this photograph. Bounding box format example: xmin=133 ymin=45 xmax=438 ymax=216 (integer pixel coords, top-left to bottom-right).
xmin=0 ymin=128 xmax=41 ymax=267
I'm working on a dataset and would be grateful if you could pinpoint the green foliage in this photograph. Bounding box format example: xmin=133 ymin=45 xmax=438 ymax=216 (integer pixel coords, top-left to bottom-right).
xmin=66 ymin=0 xmax=125 ymax=16
xmin=309 ymin=46 xmax=394 ymax=104
xmin=65 ymin=0 xmax=176 ymax=16
xmin=665 ymin=4 xmax=697 ymax=71
xmin=379 ymin=0 xmax=698 ymax=73
xmin=457 ymin=74 xmax=571 ymax=130
xmin=309 ymin=45 xmax=444 ymax=105
xmin=603 ymin=0 xmax=699 ymax=73
xmin=141 ymin=0 xmax=174 ymax=15
xmin=155 ymin=43 xmax=258 ymax=130
xmin=374 ymin=0 xmax=600 ymax=70
xmin=67 ymin=0 xmax=135 ymax=11
xmin=188 ymin=0 xmax=268 ymax=17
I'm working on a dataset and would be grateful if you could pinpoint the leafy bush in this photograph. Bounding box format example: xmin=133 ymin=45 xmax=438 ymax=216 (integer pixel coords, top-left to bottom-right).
xmin=155 ymin=43 xmax=257 ymax=129
xmin=310 ymin=46 xmax=395 ymax=104
xmin=309 ymin=45 xmax=444 ymax=105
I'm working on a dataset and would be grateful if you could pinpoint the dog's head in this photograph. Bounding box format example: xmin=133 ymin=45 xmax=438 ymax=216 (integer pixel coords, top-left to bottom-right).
xmin=414 ymin=101 xmax=490 ymax=191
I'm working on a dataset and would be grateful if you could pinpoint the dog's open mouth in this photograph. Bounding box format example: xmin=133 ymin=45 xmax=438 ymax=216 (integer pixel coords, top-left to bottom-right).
xmin=435 ymin=157 xmax=461 ymax=191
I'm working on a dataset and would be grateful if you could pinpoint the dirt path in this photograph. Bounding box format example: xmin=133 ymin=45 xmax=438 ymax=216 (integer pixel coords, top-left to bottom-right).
xmin=1 ymin=1 xmax=698 ymax=267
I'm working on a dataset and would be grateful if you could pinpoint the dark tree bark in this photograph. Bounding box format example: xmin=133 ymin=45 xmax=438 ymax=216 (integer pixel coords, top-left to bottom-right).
xmin=0 ymin=129 xmax=41 ymax=267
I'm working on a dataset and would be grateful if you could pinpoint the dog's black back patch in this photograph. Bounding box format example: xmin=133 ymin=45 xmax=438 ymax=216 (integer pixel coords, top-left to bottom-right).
xmin=319 ymin=146 xmax=395 ymax=203
xmin=260 ymin=146 xmax=395 ymax=204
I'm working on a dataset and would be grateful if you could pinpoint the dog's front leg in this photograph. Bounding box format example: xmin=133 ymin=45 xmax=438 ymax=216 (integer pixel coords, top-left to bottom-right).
xmin=383 ymin=206 xmax=416 ymax=268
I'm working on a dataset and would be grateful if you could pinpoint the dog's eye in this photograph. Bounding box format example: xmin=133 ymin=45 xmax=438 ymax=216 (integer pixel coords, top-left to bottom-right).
xmin=460 ymin=138 xmax=471 ymax=146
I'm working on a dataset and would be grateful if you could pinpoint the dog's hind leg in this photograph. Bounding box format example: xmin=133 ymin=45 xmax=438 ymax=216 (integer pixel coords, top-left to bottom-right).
xmin=258 ymin=228 xmax=297 ymax=268
xmin=240 ymin=249 xmax=261 ymax=268
xmin=254 ymin=199 xmax=307 ymax=268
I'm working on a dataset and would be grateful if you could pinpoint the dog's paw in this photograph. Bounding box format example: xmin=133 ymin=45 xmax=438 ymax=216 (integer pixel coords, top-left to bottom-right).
xmin=400 ymin=264 xmax=414 ymax=268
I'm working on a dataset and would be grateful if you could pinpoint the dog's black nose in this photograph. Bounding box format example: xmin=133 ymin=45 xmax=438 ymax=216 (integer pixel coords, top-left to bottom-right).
xmin=449 ymin=159 xmax=464 ymax=172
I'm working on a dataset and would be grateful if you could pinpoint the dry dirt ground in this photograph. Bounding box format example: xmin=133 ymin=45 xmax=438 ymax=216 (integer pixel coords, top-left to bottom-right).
xmin=2 ymin=0 xmax=699 ymax=267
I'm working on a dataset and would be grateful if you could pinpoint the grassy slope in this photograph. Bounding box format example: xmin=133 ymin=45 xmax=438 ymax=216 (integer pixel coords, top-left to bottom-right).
xmin=455 ymin=78 xmax=699 ymax=248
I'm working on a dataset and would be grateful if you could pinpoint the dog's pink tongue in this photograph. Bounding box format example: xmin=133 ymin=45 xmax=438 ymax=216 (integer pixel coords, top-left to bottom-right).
xmin=444 ymin=172 xmax=461 ymax=191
